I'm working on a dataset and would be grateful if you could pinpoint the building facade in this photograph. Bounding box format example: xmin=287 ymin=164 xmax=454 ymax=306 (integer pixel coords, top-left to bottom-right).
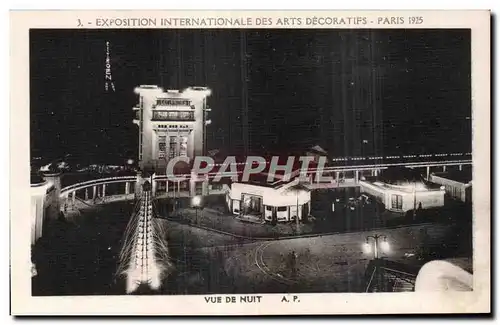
xmin=225 ymin=176 xmax=311 ymax=223
xmin=133 ymin=85 xmax=212 ymax=172
xmin=359 ymin=179 xmax=445 ymax=213
xmin=31 ymin=173 xmax=61 ymax=245
xmin=429 ymin=172 xmax=472 ymax=203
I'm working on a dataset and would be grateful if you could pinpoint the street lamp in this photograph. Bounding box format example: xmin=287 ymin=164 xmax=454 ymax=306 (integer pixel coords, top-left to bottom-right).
xmin=413 ymin=181 xmax=417 ymax=219
xmin=192 ymin=195 xmax=202 ymax=224
xmin=363 ymin=235 xmax=390 ymax=259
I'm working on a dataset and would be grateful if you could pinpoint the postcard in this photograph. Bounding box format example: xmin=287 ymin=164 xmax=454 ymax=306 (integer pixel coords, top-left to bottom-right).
xmin=10 ymin=10 xmax=490 ymax=315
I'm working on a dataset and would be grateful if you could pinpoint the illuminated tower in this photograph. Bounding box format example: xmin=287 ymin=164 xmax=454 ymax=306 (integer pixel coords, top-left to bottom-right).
xmin=133 ymin=85 xmax=212 ymax=172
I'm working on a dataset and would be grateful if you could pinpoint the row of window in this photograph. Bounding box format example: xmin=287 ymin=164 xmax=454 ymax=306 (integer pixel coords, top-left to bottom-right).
xmin=158 ymin=135 xmax=189 ymax=159
xmin=266 ymin=206 xmax=298 ymax=212
xmin=153 ymin=111 xmax=194 ymax=121
xmin=443 ymin=185 xmax=462 ymax=198
xmin=156 ymin=124 xmax=191 ymax=129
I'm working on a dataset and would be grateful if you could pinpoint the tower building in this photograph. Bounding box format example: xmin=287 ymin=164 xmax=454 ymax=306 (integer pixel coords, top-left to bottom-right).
xmin=133 ymin=85 xmax=212 ymax=172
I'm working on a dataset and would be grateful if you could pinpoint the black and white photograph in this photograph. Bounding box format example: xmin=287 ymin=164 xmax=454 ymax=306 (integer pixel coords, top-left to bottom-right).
xmin=12 ymin=10 xmax=490 ymax=315
xmin=29 ymin=27 xmax=476 ymax=296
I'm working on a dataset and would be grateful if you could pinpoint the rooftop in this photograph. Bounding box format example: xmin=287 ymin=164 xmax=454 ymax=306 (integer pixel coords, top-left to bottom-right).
xmin=432 ymin=170 xmax=472 ymax=184
xmin=239 ymin=173 xmax=288 ymax=189
xmin=368 ymin=177 xmax=443 ymax=192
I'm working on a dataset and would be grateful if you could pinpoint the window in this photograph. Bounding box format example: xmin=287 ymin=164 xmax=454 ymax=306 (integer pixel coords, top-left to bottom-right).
xmin=169 ymin=136 xmax=178 ymax=159
xmin=277 ymin=206 xmax=287 ymax=212
xmin=158 ymin=136 xmax=166 ymax=159
xmin=179 ymin=136 xmax=188 ymax=157
xmin=195 ymin=182 xmax=203 ymax=195
xmin=179 ymin=111 xmax=192 ymax=120
xmin=391 ymin=194 xmax=403 ymax=210
xmin=153 ymin=111 xmax=194 ymax=121
xmin=212 ymin=183 xmax=222 ymax=190
xmin=266 ymin=206 xmax=272 ymax=211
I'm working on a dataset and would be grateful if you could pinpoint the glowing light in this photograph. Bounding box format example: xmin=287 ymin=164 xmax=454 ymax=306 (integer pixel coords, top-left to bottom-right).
xmin=380 ymin=239 xmax=391 ymax=253
xmin=192 ymin=195 xmax=202 ymax=207
xmin=183 ymin=86 xmax=212 ymax=98
xmin=104 ymin=41 xmax=115 ymax=92
xmin=127 ymin=159 xmax=134 ymax=165
xmin=31 ymin=263 xmax=37 ymax=277
xmin=363 ymin=242 xmax=372 ymax=254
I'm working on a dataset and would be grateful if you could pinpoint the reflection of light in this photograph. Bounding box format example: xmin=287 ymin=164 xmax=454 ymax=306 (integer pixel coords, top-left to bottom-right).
xmin=363 ymin=242 xmax=372 ymax=254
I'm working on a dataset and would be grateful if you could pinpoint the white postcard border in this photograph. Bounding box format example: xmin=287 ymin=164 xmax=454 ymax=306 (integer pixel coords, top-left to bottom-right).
xmin=10 ymin=10 xmax=491 ymax=315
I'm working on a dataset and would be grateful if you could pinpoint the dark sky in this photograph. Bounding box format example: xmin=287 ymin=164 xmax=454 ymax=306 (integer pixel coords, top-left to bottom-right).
xmin=30 ymin=29 xmax=471 ymax=164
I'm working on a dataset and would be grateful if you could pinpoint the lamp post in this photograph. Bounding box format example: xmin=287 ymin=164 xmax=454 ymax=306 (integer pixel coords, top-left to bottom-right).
xmin=296 ymin=191 xmax=299 ymax=227
xmin=126 ymin=159 xmax=134 ymax=170
xmin=192 ymin=195 xmax=202 ymax=224
xmin=363 ymin=234 xmax=390 ymax=259
xmin=413 ymin=182 xmax=417 ymax=219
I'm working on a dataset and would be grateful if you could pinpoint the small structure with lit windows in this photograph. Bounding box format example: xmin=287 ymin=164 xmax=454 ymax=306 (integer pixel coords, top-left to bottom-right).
xmin=429 ymin=170 xmax=472 ymax=203
xmin=359 ymin=169 xmax=445 ymax=213
xmin=225 ymin=173 xmax=311 ymax=223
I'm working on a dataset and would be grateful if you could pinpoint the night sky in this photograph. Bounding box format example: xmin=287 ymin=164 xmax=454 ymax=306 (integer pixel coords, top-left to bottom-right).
xmin=30 ymin=29 xmax=471 ymax=165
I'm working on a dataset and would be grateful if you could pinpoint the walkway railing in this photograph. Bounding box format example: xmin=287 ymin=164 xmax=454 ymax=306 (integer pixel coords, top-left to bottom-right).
xmin=60 ymin=176 xmax=138 ymax=212
xmin=60 ymin=176 xmax=137 ymax=197
xmin=57 ymin=157 xmax=472 ymax=212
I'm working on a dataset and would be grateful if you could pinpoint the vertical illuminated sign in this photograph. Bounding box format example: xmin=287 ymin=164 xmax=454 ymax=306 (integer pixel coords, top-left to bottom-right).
xmin=105 ymin=41 xmax=115 ymax=92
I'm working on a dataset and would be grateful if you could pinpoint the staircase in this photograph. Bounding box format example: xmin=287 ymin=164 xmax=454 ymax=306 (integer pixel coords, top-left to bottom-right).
xmin=365 ymin=259 xmax=418 ymax=292
xmin=117 ymin=191 xmax=165 ymax=293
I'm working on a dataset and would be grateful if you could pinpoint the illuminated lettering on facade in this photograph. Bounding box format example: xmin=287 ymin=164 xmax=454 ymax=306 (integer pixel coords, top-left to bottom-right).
xmin=104 ymin=41 xmax=115 ymax=92
xmin=156 ymin=98 xmax=191 ymax=106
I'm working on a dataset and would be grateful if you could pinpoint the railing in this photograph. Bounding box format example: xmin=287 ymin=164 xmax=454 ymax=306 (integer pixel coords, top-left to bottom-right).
xmin=331 ymin=152 xmax=472 ymax=162
xmin=323 ymin=159 xmax=472 ymax=171
xmin=365 ymin=260 xmax=418 ymax=292
xmin=151 ymin=159 xmax=471 ymax=184
xmin=60 ymin=176 xmax=137 ymax=198
xmin=57 ymin=156 xmax=473 ymax=209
